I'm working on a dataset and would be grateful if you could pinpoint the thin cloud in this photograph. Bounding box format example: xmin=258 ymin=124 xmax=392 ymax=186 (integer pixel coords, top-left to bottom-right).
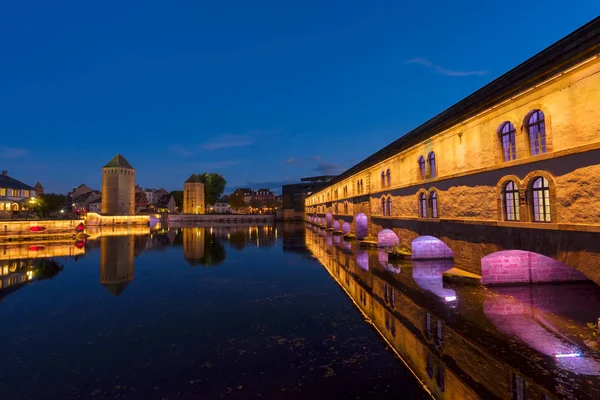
xmin=405 ymin=58 xmax=488 ymax=77
xmin=169 ymin=144 xmax=195 ymax=157
xmin=200 ymin=134 xmax=254 ymax=150
xmin=0 ymin=146 xmax=29 ymax=159
xmin=284 ymin=155 xmax=321 ymax=165
xmin=313 ymin=162 xmax=344 ymax=175
xmin=285 ymin=157 xmax=297 ymax=164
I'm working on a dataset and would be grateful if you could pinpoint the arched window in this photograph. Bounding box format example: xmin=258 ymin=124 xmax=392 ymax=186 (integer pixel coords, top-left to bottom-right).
xmin=428 ymin=152 xmax=436 ymax=178
xmin=344 ymin=202 xmax=348 ymax=214
xmin=387 ymin=197 xmax=392 ymax=216
xmin=499 ymin=122 xmax=517 ymax=161
xmin=430 ymin=191 xmax=438 ymax=218
xmin=419 ymin=193 xmax=427 ymax=217
xmin=418 ymin=156 xmax=426 ymax=180
xmin=381 ymin=197 xmax=386 ymax=216
xmin=386 ymin=169 xmax=391 ymax=187
xmin=503 ymin=181 xmax=520 ymax=221
xmin=526 ymin=110 xmax=546 ymax=155
xmin=381 ymin=171 xmax=385 ymax=188
xmin=532 ymin=177 xmax=551 ymax=222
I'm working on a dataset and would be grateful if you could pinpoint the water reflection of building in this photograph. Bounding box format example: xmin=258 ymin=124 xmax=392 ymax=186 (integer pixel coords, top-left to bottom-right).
xmin=183 ymin=228 xmax=205 ymax=266
xmin=100 ymin=235 xmax=135 ymax=295
xmin=305 ymin=228 xmax=600 ymax=400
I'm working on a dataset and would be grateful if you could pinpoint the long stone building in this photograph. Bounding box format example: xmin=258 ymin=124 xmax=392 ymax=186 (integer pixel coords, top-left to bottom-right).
xmin=305 ymin=17 xmax=600 ymax=285
xmin=101 ymin=154 xmax=136 ymax=216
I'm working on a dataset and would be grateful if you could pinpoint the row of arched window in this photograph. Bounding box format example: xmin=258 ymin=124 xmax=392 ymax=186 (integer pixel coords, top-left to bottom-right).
xmin=499 ymin=109 xmax=547 ymax=162
xmin=417 ymin=152 xmax=436 ymax=181
xmin=501 ymin=176 xmax=551 ymax=222
xmin=381 ymin=196 xmax=393 ymax=216
xmin=418 ymin=190 xmax=438 ymax=218
xmin=356 ymin=179 xmax=365 ymax=194
xmin=380 ymin=169 xmax=391 ymax=188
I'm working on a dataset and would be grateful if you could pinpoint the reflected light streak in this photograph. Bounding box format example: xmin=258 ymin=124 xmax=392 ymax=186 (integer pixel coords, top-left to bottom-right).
xmin=444 ymin=296 xmax=457 ymax=302
xmin=555 ymin=353 xmax=581 ymax=358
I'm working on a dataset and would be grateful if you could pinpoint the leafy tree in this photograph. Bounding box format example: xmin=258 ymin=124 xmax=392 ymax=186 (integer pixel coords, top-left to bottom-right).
xmin=198 ymin=173 xmax=227 ymax=205
xmin=228 ymin=230 xmax=246 ymax=251
xmin=33 ymin=259 xmax=64 ymax=280
xmin=170 ymin=190 xmax=184 ymax=211
xmin=228 ymin=192 xmax=246 ymax=209
xmin=29 ymin=193 xmax=66 ymax=216
xmin=250 ymin=198 xmax=261 ymax=209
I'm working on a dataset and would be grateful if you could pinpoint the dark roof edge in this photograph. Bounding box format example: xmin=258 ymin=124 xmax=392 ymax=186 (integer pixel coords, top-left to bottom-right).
xmin=329 ymin=17 xmax=600 ymax=186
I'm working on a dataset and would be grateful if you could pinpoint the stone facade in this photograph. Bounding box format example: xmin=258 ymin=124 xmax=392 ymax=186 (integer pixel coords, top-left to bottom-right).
xmin=183 ymin=174 xmax=205 ymax=214
xmin=101 ymin=154 xmax=135 ymax=216
xmin=305 ymin=20 xmax=600 ymax=284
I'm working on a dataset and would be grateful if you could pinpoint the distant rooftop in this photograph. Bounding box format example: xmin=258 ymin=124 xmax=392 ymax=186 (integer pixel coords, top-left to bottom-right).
xmin=104 ymin=154 xmax=134 ymax=169
xmin=185 ymin=174 xmax=203 ymax=183
xmin=299 ymin=175 xmax=337 ymax=183
xmin=0 ymin=172 xmax=35 ymax=191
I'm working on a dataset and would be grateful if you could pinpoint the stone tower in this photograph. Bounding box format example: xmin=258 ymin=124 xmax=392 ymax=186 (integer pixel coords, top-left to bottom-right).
xmin=101 ymin=154 xmax=135 ymax=215
xmin=183 ymin=174 xmax=205 ymax=214
xmin=100 ymin=235 xmax=134 ymax=296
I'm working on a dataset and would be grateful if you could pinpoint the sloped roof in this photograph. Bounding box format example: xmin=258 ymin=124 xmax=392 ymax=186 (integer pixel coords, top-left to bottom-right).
xmin=101 ymin=281 xmax=131 ymax=296
xmin=0 ymin=174 xmax=35 ymax=191
xmin=156 ymin=193 xmax=173 ymax=206
xmin=185 ymin=174 xmax=203 ymax=183
xmin=104 ymin=154 xmax=134 ymax=169
xmin=34 ymin=182 xmax=43 ymax=189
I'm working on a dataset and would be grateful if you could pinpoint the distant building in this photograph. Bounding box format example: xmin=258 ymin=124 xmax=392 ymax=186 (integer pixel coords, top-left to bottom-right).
xmin=183 ymin=174 xmax=205 ymax=214
xmin=101 ymin=154 xmax=135 ymax=216
xmin=34 ymin=182 xmax=44 ymax=196
xmin=214 ymin=196 xmax=231 ymax=213
xmin=253 ymin=188 xmax=275 ymax=208
xmin=232 ymin=188 xmax=255 ymax=205
xmin=0 ymin=170 xmax=37 ymax=215
xmin=135 ymin=192 xmax=149 ymax=213
xmin=282 ymin=175 xmax=336 ymax=213
xmin=69 ymin=184 xmax=93 ymax=199
xmin=154 ymin=193 xmax=176 ymax=213
xmin=89 ymin=198 xmax=102 ymax=213
xmin=144 ymin=188 xmax=168 ymax=204
xmin=73 ymin=190 xmax=101 ymax=213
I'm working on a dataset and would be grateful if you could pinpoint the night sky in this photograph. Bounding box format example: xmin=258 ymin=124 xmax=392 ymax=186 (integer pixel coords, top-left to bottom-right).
xmin=1 ymin=1 xmax=598 ymax=194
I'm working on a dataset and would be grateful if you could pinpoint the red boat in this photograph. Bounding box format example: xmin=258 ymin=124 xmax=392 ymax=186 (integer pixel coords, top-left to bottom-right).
xmin=29 ymin=226 xmax=46 ymax=232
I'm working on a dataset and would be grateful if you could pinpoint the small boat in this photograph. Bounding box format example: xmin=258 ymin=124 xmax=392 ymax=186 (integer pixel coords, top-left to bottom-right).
xmin=29 ymin=245 xmax=45 ymax=251
xmin=29 ymin=226 xmax=46 ymax=232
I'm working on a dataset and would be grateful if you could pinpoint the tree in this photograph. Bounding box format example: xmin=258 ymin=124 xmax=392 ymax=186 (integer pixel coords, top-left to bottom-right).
xmin=228 ymin=192 xmax=246 ymax=209
xmin=29 ymin=193 xmax=66 ymax=217
xmin=171 ymin=190 xmax=183 ymax=211
xmin=198 ymin=173 xmax=226 ymax=205
xmin=250 ymin=198 xmax=261 ymax=209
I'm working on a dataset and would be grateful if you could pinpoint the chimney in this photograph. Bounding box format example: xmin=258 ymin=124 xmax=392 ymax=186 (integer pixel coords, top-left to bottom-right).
xmin=1 ymin=171 xmax=7 ymax=176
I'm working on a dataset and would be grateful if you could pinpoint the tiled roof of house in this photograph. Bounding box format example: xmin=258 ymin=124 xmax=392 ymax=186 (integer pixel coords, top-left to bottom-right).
xmin=0 ymin=174 xmax=35 ymax=191
xmin=156 ymin=194 xmax=173 ymax=206
xmin=104 ymin=154 xmax=134 ymax=169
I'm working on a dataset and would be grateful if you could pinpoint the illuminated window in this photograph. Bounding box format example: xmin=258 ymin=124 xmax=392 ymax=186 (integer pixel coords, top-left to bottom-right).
xmin=0 ymin=188 xmax=5 ymax=196
xmin=419 ymin=193 xmax=427 ymax=218
xmin=381 ymin=171 xmax=385 ymax=188
xmin=381 ymin=198 xmax=386 ymax=216
xmin=512 ymin=374 xmax=525 ymax=400
xmin=532 ymin=177 xmax=551 ymax=222
xmin=387 ymin=197 xmax=392 ymax=216
xmin=386 ymin=169 xmax=391 ymax=187
xmin=436 ymin=320 xmax=443 ymax=347
xmin=424 ymin=312 xmax=432 ymax=339
xmin=437 ymin=365 xmax=445 ymax=392
xmin=426 ymin=354 xmax=434 ymax=378
xmin=428 ymin=152 xmax=436 ymax=178
xmin=526 ymin=110 xmax=546 ymax=155
xmin=418 ymin=156 xmax=426 ymax=180
xmin=430 ymin=191 xmax=438 ymax=218
xmin=499 ymin=122 xmax=517 ymax=161
xmin=503 ymin=181 xmax=520 ymax=221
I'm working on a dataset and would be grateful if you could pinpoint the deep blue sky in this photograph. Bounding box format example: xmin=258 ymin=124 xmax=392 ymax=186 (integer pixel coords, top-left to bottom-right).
xmin=1 ymin=1 xmax=598 ymax=194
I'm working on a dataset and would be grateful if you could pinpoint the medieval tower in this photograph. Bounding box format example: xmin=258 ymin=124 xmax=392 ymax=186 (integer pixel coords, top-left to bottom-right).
xmin=100 ymin=235 xmax=135 ymax=296
xmin=101 ymin=154 xmax=135 ymax=215
xmin=183 ymin=174 xmax=205 ymax=214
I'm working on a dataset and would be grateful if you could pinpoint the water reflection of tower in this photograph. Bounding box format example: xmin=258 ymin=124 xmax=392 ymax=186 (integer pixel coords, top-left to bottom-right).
xmin=183 ymin=228 xmax=205 ymax=266
xmin=100 ymin=235 xmax=135 ymax=296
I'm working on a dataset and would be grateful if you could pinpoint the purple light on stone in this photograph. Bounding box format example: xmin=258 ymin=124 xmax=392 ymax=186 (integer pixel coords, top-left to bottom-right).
xmin=357 ymin=250 xmax=369 ymax=271
xmin=326 ymin=212 xmax=333 ymax=228
xmin=356 ymin=213 xmax=368 ymax=239
xmin=333 ymin=221 xmax=340 ymax=231
xmin=377 ymin=229 xmax=399 ymax=248
xmin=342 ymin=222 xmax=351 ymax=235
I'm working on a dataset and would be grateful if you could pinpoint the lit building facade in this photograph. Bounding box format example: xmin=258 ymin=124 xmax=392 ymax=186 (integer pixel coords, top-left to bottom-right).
xmin=183 ymin=174 xmax=205 ymax=214
xmin=101 ymin=154 xmax=135 ymax=216
xmin=305 ymin=18 xmax=600 ymax=284
xmin=0 ymin=170 xmax=37 ymax=215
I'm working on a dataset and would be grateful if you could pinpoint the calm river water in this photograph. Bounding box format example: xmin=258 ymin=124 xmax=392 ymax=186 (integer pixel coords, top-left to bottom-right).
xmin=1 ymin=223 xmax=599 ymax=399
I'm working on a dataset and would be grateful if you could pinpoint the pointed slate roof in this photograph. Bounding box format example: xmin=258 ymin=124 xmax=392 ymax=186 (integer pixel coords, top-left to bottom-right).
xmin=104 ymin=154 xmax=134 ymax=169
xmin=185 ymin=174 xmax=203 ymax=183
xmin=34 ymin=182 xmax=43 ymax=189
xmin=101 ymin=281 xmax=131 ymax=296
